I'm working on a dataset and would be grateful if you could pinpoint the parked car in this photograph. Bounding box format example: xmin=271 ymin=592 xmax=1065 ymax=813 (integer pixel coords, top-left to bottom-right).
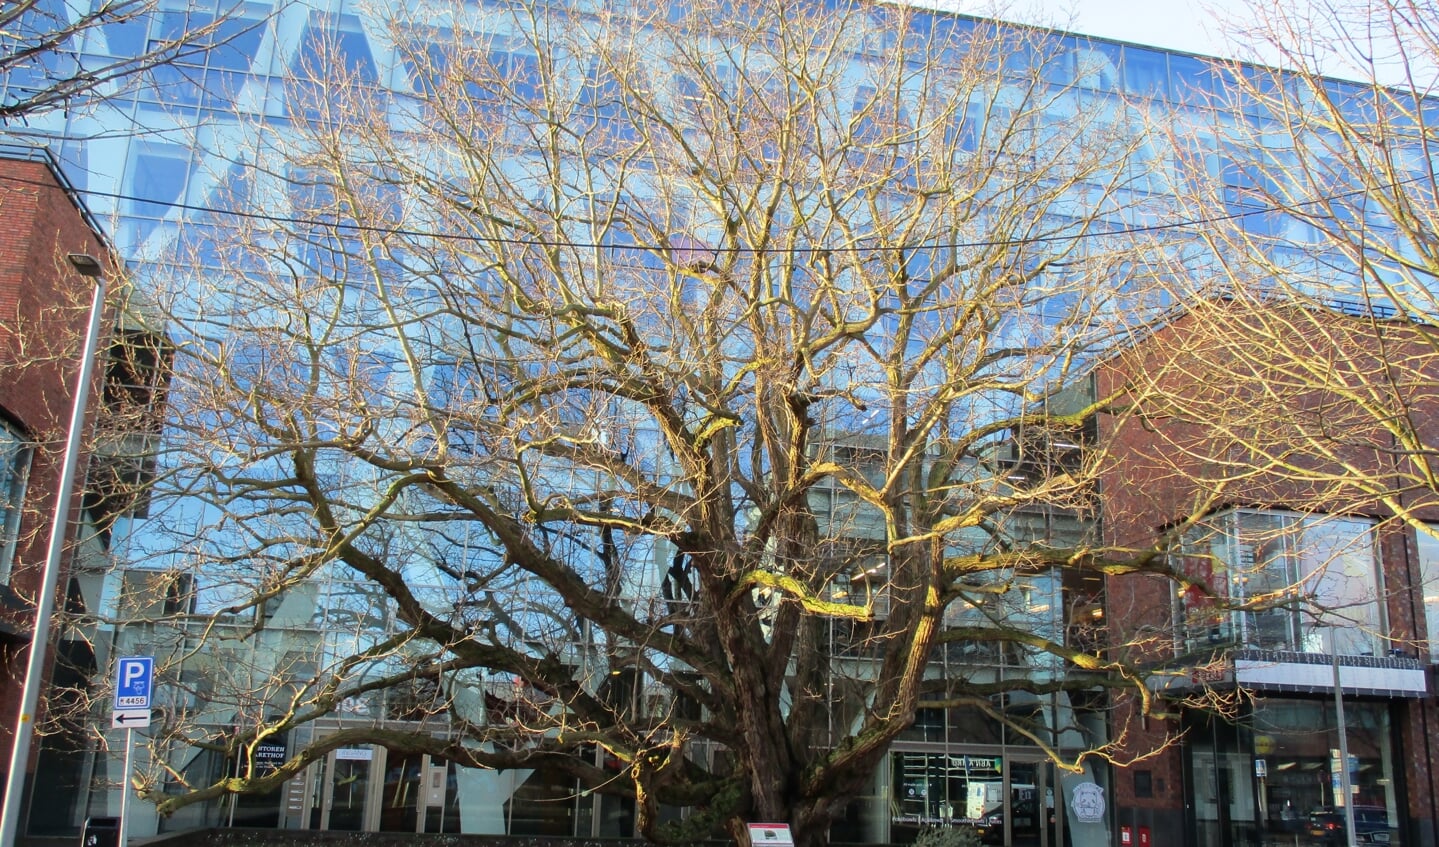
xmin=1307 ymin=806 xmax=1393 ymax=844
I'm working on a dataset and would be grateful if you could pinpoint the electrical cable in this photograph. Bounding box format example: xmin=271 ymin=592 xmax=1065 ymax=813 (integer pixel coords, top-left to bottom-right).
xmin=0 ymin=167 xmax=1428 ymax=255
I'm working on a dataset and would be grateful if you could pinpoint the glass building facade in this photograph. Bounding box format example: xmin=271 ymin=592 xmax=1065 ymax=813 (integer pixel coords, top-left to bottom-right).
xmin=2 ymin=1 xmax=1432 ymax=845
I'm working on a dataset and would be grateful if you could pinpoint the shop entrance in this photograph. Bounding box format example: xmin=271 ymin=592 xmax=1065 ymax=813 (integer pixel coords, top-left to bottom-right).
xmin=378 ymin=753 xmax=459 ymax=832
xmin=889 ymin=749 xmax=1059 ymax=846
xmin=287 ymin=746 xmax=458 ymax=832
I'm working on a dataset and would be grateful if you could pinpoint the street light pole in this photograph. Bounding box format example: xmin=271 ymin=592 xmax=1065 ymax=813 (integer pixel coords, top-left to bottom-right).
xmin=1332 ymin=648 xmax=1358 ymax=847
xmin=0 ymin=254 xmax=108 ymax=847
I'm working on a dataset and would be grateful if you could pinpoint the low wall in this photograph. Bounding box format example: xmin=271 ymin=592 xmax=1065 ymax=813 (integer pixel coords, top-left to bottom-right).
xmin=22 ymin=829 xmax=736 ymax=847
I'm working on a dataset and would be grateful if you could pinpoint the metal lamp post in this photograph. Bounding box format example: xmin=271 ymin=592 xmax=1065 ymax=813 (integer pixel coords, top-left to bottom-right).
xmin=1332 ymin=645 xmax=1358 ymax=847
xmin=0 ymin=253 xmax=108 ymax=847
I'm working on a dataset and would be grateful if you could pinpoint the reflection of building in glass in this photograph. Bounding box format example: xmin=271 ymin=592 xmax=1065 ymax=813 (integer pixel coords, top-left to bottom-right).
xmin=1172 ymin=510 xmax=1386 ymax=657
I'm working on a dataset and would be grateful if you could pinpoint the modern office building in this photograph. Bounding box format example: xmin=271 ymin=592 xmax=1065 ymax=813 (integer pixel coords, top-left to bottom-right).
xmin=2 ymin=1 xmax=1436 ymax=845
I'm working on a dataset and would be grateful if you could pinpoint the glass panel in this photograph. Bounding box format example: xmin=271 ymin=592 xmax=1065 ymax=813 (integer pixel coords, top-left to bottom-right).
xmin=328 ymin=754 xmax=371 ymax=831
xmin=380 ymin=754 xmax=422 ymax=832
xmin=1250 ymin=700 xmax=1399 ymax=845
xmin=1301 ymin=517 xmax=1384 ymax=655
xmin=597 ymin=793 xmax=636 ymax=838
xmin=1175 ymin=510 xmax=1384 ymax=655
xmin=123 ymin=142 xmax=191 ymax=250
xmin=0 ymin=420 xmax=31 ymax=584
xmin=1121 ymin=47 xmax=1169 ymax=99
xmin=228 ymin=769 xmax=283 ymax=827
xmin=1008 ymin=762 xmax=1044 ymax=847
xmin=1186 ymin=702 xmax=1400 ymax=847
xmin=1168 ymin=54 xmax=1215 ymax=106
xmin=888 ymin=751 xmax=1003 ymax=843
xmin=287 ymin=12 xmax=377 ymax=121
xmin=506 ymin=761 xmax=579 ymax=835
xmin=1415 ymin=528 xmax=1439 ymax=659
xmin=898 ymin=707 xmax=946 ymax=743
xmin=1240 ymin=512 xmax=1302 ymax=650
xmin=1192 ymin=750 xmax=1254 ymax=847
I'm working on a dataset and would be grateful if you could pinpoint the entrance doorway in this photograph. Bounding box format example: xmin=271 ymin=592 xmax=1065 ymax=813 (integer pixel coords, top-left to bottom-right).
xmin=324 ymin=749 xmax=372 ymax=830
xmin=888 ymin=749 xmax=1060 ymax=847
xmin=380 ymin=754 xmax=459 ymax=833
xmin=288 ymin=746 xmax=458 ymax=832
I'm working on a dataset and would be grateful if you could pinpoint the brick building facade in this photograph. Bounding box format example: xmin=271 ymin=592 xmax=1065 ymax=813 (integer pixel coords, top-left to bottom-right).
xmin=0 ymin=146 xmax=114 ymax=830
xmin=1094 ymin=299 xmax=1439 ymax=847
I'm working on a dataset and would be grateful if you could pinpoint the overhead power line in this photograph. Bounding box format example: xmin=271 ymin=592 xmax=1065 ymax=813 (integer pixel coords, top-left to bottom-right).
xmin=0 ymin=168 xmax=1425 ymax=255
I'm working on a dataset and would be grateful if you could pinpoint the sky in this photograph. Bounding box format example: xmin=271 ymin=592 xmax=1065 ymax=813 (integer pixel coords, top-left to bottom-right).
xmin=1017 ymin=0 xmax=1240 ymax=57
xmin=926 ymin=0 xmax=1437 ymax=87
xmin=926 ymin=0 xmax=1244 ymax=58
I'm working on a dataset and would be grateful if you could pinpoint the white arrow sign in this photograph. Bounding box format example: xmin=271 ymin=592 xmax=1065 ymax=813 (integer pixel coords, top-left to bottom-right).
xmin=111 ymin=709 xmax=151 ymax=729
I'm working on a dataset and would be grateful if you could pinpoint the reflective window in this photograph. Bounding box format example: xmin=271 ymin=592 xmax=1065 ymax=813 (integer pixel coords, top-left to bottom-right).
xmin=126 ymin=142 xmax=191 ymax=222
xmin=1167 ymin=53 xmax=1218 ymax=107
xmin=1174 ymin=510 xmax=1385 ymax=655
xmin=890 ymin=751 xmax=1004 ymax=833
xmin=852 ymin=84 xmax=913 ymax=145
xmin=286 ymin=12 xmax=377 ymax=121
xmin=1121 ymin=47 xmax=1169 ymax=100
xmin=578 ymin=62 xmax=627 ymax=135
xmin=1186 ymin=700 xmax=1400 ymax=847
xmin=887 ymin=751 xmax=1067 ymax=847
xmin=146 ymin=5 xmax=268 ymax=109
xmin=1413 ymin=528 xmax=1439 ymax=659
xmin=0 ymin=419 xmax=31 ymax=584
xmin=1211 ymin=143 xmax=1286 ymax=239
xmin=0 ymin=0 xmax=79 ymax=110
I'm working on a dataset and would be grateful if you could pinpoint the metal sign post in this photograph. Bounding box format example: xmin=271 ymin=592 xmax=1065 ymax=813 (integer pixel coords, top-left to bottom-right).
xmin=111 ymin=657 xmax=153 ymax=847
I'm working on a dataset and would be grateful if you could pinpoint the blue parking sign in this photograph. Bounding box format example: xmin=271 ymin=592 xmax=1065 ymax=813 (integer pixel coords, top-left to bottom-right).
xmin=114 ymin=657 xmax=153 ymax=710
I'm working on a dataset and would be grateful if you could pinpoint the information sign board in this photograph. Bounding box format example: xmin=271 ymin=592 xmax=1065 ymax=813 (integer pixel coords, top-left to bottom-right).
xmin=113 ymin=657 xmax=153 ymax=710
xmin=111 ymin=657 xmax=154 ymax=729
xmin=748 ymin=824 xmax=794 ymax=847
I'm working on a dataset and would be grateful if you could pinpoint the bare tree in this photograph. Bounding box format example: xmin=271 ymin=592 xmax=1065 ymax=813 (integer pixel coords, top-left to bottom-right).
xmin=1075 ymin=0 xmax=1439 ymax=672
xmin=0 ymin=0 xmax=252 ymax=120
xmin=95 ymin=1 xmax=1239 ymax=843
xmin=1137 ymin=0 xmax=1439 ymax=540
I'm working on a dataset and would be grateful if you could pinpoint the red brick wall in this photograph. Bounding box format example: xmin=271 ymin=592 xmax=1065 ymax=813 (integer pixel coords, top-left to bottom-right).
xmin=1091 ymin=301 xmax=1439 ymax=841
xmin=0 ymin=156 xmax=112 ymax=788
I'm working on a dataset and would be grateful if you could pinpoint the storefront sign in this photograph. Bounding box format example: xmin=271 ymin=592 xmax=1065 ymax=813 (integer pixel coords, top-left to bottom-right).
xmin=335 ymin=747 xmax=373 ymax=761
xmin=1070 ymin=782 xmax=1105 ymax=823
xmin=254 ymin=738 xmax=287 ymax=774
xmin=949 ymin=755 xmax=1001 ymax=773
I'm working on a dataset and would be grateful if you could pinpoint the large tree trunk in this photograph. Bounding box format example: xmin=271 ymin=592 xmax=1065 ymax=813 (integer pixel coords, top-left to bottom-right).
xmin=724 ymin=795 xmax=837 ymax=847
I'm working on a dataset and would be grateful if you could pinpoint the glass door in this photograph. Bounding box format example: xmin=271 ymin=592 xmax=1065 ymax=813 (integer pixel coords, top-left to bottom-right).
xmin=323 ymin=749 xmax=374 ymax=831
xmin=377 ymin=753 xmax=461 ymax=833
xmin=1008 ymin=761 xmax=1046 ymax=847
xmin=380 ymin=754 xmax=423 ymax=832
